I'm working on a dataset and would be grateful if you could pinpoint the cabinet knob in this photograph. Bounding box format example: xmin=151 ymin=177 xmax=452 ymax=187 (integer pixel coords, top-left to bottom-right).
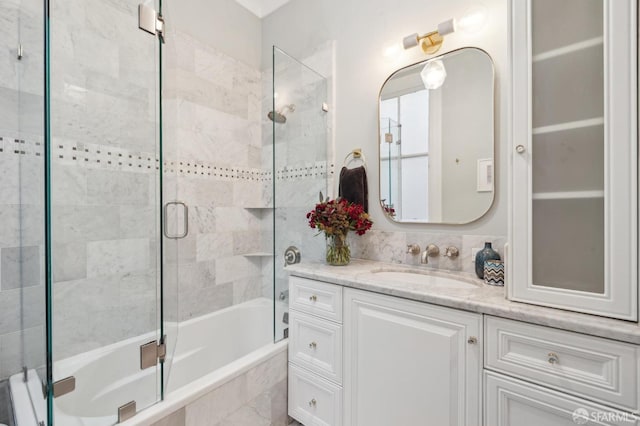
xmin=515 ymin=144 xmax=526 ymax=154
xmin=309 ymin=341 xmax=317 ymax=349
xmin=308 ymin=398 xmax=317 ymax=407
xmin=309 ymin=295 xmax=318 ymax=302
xmin=548 ymin=352 xmax=559 ymax=364
xmin=467 ymin=336 xmax=478 ymax=345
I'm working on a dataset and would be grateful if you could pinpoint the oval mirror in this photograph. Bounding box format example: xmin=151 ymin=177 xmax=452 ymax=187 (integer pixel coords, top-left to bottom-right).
xmin=378 ymin=47 xmax=495 ymax=224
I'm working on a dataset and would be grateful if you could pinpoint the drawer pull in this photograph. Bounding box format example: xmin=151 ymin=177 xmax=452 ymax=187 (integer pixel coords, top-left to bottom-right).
xmin=547 ymin=352 xmax=559 ymax=364
xmin=309 ymin=295 xmax=318 ymax=302
xmin=308 ymin=398 xmax=317 ymax=407
xmin=467 ymin=336 xmax=478 ymax=345
xmin=309 ymin=341 xmax=317 ymax=349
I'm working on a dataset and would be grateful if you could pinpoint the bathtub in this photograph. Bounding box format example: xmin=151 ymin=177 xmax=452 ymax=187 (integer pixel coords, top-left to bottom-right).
xmin=12 ymin=297 xmax=288 ymax=425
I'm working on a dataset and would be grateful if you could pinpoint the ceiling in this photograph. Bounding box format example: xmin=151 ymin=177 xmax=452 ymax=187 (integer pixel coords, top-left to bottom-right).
xmin=233 ymin=0 xmax=292 ymax=18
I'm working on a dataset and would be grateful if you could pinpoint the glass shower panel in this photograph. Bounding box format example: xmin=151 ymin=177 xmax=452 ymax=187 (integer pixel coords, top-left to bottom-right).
xmin=530 ymin=0 xmax=605 ymax=293
xmin=272 ymin=47 xmax=328 ymax=342
xmin=49 ymin=0 xmax=162 ymax=423
xmin=0 ymin=0 xmax=47 ymax=424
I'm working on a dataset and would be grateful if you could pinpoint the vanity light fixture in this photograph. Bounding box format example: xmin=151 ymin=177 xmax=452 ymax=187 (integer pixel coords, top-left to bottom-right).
xmin=403 ymin=5 xmax=488 ymax=56
xmin=403 ymin=18 xmax=456 ymax=55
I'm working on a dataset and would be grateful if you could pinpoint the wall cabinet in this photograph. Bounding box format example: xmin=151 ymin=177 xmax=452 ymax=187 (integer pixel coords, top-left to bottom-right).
xmin=509 ymin=0 xmax=638 ymax=320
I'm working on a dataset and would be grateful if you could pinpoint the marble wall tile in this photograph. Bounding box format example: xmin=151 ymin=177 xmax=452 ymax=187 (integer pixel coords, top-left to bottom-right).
xmin=86 ymin=238 xmax=150 ymax=278
xmin=232 ymin=231 xmax=263 ymax=256
xmin=215 ymin=256 xmax=262 ymax=284
xmin=0 ymin=88 xmax=43 ymax=138
xmin=165 ymin=31 xmax=195 ymax=73
xmin=178 ymin=179 xmax=233 ymax=209
xmin=51 ymin=164 xmax=87 ymax=205
xmin=190 ymin=206 xmax=216 ymax=234
xmin=151 ymin=408 xmax=185 ymax=426
xmin=0 ymin=205 xmax=42 ymax=249
xmin=119 ymin=205 xmax=157 ymax=239
xmin=0 ymin=325 xmax=45 ymax=380
xmin=0 ymin=285 xmax=44 ymax=336
xmin=86 ymin=169 xmax=151 ymax=206
xmin=1 ymin=246 xmax=41 ymax=290
xmin=179 ymin=281 xmax=234 ymax=321
xmin=185 ymin=373 xmax=248 ymax=425
xmin=196 ymin=232 xmax=234 ymax=262
xmin=166 ymin=69 xmax=249 ymax=120
xmin=52 ymin=271 xmax=157 ymax=359
xmin=215 ymin=207 xmax=262 ymax=233
xmin=165 ymin=233 xmax=197 ymax=265
xmin=181 ymin=350 xmax=288 ymax=426
xmin=52 ymin=205 xmax=120 ymax=243
xmin=232 ymin=278 xmax=263 ymax=305
xmin=51 ymin=242 xmax=86 ymax=283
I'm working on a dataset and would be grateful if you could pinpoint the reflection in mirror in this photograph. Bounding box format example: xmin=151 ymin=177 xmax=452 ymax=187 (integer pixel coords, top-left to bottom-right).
xmin=379 ymin=48 xmax=494 ymax=224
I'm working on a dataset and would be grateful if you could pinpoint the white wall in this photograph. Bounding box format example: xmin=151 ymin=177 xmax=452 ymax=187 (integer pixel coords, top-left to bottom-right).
xmin=261 ymin=0 xmax=508 ymax=236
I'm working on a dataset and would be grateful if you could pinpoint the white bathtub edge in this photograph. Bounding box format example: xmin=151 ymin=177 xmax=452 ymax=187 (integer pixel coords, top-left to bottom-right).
xmin=122 ymin=339 xmax=288 ymax=426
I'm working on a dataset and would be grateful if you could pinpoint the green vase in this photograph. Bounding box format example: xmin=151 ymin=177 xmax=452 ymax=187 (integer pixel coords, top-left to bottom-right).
xmin=326 ymin=234 xmax=350 ymax=266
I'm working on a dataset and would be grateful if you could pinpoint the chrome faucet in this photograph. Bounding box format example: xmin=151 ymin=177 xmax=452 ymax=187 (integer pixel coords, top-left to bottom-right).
xmin=421 ymin=244 xmax=440 ymax=264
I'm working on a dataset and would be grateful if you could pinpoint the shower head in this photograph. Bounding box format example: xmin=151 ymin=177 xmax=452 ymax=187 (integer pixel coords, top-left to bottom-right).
xmin=268 ymin=104 xmax=295 ymax=123
xmin=268 ymin=110 xmax=287 ymax=123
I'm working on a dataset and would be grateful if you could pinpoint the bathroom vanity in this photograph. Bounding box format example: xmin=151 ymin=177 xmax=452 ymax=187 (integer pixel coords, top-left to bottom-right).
xmin=286 ymin=261 xmax=640 ymax=426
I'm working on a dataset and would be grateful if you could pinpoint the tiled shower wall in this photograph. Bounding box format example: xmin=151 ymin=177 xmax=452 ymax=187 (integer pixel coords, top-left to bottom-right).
xmin=0 ymin=0 xmax=45 ymax=380
xmin=163 ymin=29 xmax=269 ymax=322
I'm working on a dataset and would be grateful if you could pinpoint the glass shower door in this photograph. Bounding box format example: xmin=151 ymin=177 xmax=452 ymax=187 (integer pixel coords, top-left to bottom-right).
xmin=0 ymin=0 xmax=47 ymax=424
xmin=48 ymin=0 xmax=164 ymax=423
xmin=272 ymin=47 xmax=328 ymax=341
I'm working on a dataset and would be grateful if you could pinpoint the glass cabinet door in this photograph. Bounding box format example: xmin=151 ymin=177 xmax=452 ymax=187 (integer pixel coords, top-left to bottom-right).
xmin=510 ymin=0 xmax=637 ymax=320
xmin=48 ymin=0 xmax=164 ymax=423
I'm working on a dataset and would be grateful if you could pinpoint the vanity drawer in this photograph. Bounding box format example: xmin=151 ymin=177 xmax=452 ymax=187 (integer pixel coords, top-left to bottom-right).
xmin=485 ymin=371 xmax=639 ymax=426
xmin=290 ymin=276 xmax=343 ymax=322
xmin=289 ymin=363 xmax=343 ymax=426
xmin=485 ymin=316 xmax=640 ymax=411
xmin=290 ymin=309 xmax=343 ymax=384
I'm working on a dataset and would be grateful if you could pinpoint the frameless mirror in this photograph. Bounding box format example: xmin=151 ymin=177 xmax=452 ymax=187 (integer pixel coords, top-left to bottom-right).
xmin=378 ymin=47 xmax=495 ymax=224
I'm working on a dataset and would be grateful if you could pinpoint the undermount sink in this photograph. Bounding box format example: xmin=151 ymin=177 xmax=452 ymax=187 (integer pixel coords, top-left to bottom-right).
xmin=364 ymin=269 xmax=479 ymax=289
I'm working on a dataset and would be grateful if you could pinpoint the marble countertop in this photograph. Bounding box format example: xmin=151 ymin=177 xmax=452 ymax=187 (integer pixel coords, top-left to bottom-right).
xmin=286 ymin=259 xmax=640 ymax=345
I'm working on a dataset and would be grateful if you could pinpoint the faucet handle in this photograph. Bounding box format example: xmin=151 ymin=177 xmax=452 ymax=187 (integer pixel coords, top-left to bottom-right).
xmin=443 ymin=246 xmax=459 ymax=258
xmin=406 ymin=244 xmax=421 ymax=255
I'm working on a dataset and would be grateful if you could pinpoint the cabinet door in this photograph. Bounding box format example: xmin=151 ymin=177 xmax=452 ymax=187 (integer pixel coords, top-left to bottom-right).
xmin=343 ymin=288 xmax=482 ymax=426
xmin=485 ymin=372 xmax=639 ymax=426
xmin=509 ymin=0 xmax=638 ymax=320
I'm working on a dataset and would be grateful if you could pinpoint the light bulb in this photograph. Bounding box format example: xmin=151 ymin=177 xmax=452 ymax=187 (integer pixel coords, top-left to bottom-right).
xmin=382 ymin=42 xmax=403 ymax=62
xmin=421 ymin=60 xmax=447 ymax=90
xmin=458 ymin=4 xmax=488 ymax=34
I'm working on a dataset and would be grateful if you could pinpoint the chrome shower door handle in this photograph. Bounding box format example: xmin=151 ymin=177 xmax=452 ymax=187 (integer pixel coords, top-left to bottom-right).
xmin=163 ymin=201 xmax=189 ymax=239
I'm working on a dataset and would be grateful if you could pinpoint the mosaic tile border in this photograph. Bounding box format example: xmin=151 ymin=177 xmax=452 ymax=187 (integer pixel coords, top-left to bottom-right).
xmin=0 ymin=136 xmax=333 ymax=182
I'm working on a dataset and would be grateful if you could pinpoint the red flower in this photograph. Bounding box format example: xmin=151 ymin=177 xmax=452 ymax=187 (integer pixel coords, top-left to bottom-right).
xmin=307 ymin=197 xmax=373 ymax=238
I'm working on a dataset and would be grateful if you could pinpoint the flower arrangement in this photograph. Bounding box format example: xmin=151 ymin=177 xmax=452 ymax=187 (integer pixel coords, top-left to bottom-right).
xmin=306 ymin=194 xmax=373 ymax=265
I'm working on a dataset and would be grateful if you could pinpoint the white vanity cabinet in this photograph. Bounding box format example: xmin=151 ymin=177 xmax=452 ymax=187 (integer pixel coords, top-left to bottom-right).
xmin=287 ymin=275 xmax=483 ymax=426
xmin=343 ymin=288 xmax=483 ymax=426
xmin=509 ymin=0 xmax=638 ymax=320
